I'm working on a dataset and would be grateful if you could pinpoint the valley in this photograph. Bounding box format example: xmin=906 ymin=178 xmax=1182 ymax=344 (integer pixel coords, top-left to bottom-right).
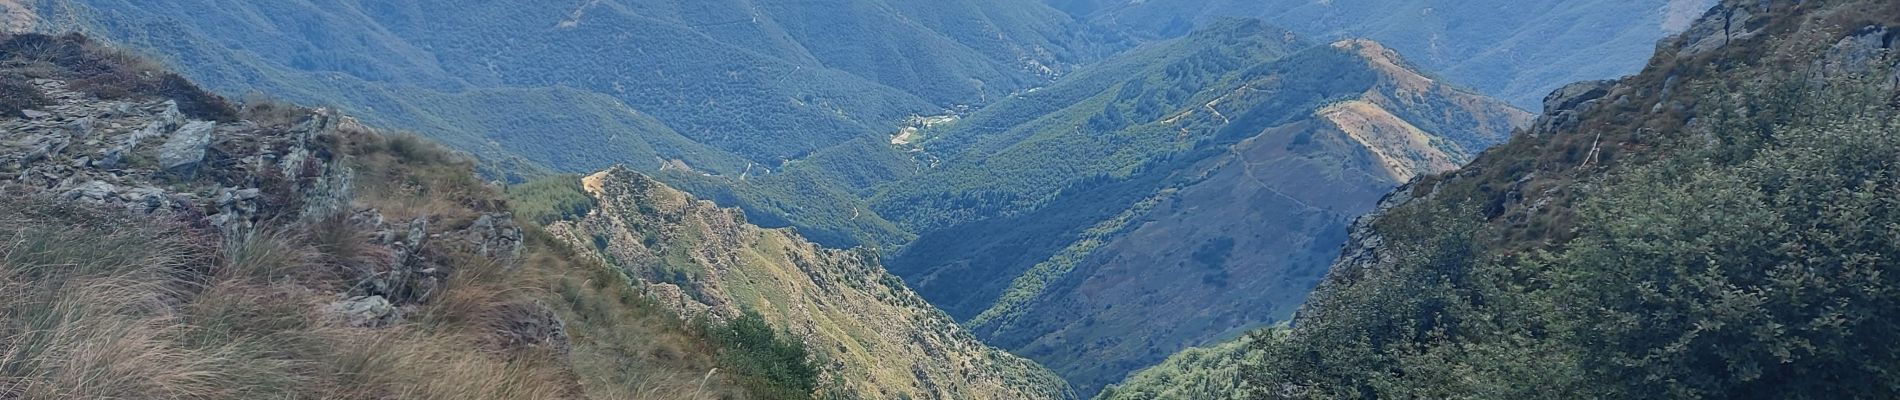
xmin=0 ymin=0 xmax=1791 ymax=398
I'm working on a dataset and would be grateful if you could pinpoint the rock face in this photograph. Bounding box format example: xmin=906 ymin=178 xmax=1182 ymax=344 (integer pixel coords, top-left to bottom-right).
xmin=547 ymin=167 xmax=1072 ymax=400
xmin=1676 ymin=2 xmax=1762 ymax=58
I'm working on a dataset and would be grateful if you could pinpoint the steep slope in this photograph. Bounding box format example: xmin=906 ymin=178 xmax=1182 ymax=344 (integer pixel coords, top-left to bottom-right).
xmin=1049 ymin=0 xmax=1719 ymax=107
xmin=1119 ymin=0 xmax=1900 ymax=398
xmin=0 ymin=32 xmax=790 ymax=399
xmin=870 ymin=20 xmax=1529 ymax=394
xmin=26 ymin=0 xmax=1111 ymax=172
xmin=2 ymin=31 xmax=1073 ymax=400
xmin=547 ymin=167 xmax=1070 ymax=399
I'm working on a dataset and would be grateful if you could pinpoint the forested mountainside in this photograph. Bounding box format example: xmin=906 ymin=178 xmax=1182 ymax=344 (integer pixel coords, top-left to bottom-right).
xmin=865 ymin=20 xmax=1528 ymax=395
xmin=19 ymin=0 xmax=1114 ymax=176
xmin=548 ymin=167 xmax=1068 ymax=399
xmin=1105 ymin=0 xmax=1900 ymax=398
xmin=0 ymin=32 xmax=1058 ymax=400
xmin=1048 ymin=0 xmax=1720 ymax=107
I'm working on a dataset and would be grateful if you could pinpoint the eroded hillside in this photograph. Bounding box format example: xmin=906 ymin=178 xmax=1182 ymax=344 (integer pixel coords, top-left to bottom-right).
xmin=547 ymin=167 xmax=1071 ymax=399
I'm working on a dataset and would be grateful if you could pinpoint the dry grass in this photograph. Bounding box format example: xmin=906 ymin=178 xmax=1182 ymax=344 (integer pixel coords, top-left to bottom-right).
xmin=0 ymin=31 xmax=750 ymax=394
xmin=333 ymin=130 xmax=496 ymax=222
xmin=0 ymin=33 xmax=237 ymax=121
xmin=0 ymin=194 xmax=586 ymax=399
xmin=520 ymin=226 xmax=738 ymax=400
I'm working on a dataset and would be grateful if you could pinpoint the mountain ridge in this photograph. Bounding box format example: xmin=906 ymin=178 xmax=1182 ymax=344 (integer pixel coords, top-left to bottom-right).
xmin=549 ymin=166 xmax=1073 ymax=399
xmin=866 ymin=20 xmax=1527 ymax=394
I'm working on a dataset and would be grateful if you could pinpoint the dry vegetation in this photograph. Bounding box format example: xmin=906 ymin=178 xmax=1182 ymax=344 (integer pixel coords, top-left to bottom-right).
xmin=0 ymin=66 xmax=744 ymax=398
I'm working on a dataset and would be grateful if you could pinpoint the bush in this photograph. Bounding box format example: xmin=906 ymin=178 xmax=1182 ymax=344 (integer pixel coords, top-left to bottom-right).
xmin=710 ymin=311 xmax=821 ymax=400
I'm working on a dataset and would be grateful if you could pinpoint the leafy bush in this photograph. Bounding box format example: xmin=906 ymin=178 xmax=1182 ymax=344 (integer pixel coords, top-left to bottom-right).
xmin=507 ymin=175 xmax=597 ymax=225
xmin=708 ymin=311 xmax=822 ymax=400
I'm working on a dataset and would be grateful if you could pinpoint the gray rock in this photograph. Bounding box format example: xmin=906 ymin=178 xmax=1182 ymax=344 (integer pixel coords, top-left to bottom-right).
xmin=65 ymin=181 xmax=118 ymax=202
xmin=122 ymin=187 xmax=171 ymax=214
xmin=68 ymin=117 xmax=95 ymax=139
xmin=22 ymin=136 xmax=68 ymax=165
xmin=1543 ymin=80 xmax=1617 ymax=113
xmin=158 ymin=121 xmax=216 ymax=178
xmin=108 ymin=103 xmax=137 ymax=118
xmin=20 ymin=109 xmax=51 ymax=119
xmin=1815 ymin=27 xmax=1893 ymax=80
xmin=1677 ymin=5 xmax=1761 ymax=58
xmin=324 ymin=295 xmax=398 ymax=328
xmin=156 ymin=101 xmax=182 ymax=129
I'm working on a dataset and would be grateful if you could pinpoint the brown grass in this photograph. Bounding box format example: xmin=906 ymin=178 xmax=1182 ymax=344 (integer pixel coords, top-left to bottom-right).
xmin=0 ymin=33 xmax=237 ymax=121
xmin=2 ymin=31 xmax=751 ymax=395
xmin=0 ymin=192 xmax=586 ymax=399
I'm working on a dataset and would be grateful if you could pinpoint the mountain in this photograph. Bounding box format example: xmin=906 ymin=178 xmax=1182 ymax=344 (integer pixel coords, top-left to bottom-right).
xmin=0 ymin=32 xmax=763 ymax=399
xmin=1110 ymin=0 xmax=1900 ymax=397
xmin=546 ymin=167 xmax=1070 ymax=399
xmin=22 ymin=0 xmax=1114 ymax=175
xmin=1048 ymin=0 xmax=1719 ymax=107
xmin=867 ymin=20 xmax=1529 ymax=394
xmin=0 ymin=31 xmax=1060 ymax=399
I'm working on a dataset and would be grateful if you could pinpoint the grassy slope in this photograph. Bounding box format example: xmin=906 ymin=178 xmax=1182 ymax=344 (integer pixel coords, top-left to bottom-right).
xmin=549 ymin=168 xmax=1072 ymax=399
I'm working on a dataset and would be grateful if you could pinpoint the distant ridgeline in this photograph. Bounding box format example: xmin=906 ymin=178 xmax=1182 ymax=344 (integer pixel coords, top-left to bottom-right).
xmin=1045 ymin=0 xmax=1720 ymax=107
xmin=1104 ymin=0 xmax=1900 ymax=398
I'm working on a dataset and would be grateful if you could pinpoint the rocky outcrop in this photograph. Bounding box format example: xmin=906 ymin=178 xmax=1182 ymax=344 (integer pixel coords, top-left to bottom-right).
xmin=1 ymin=65 xmax=535 ymax=336
xmin=1533 ymin=79 xmax=1619 ymax=135
xmin=0 ymin=78 xmax=350 ymax=237
xmin=1675 ymin=1 xmax=1764 ymax=58
xmin=1814 ymin=26 xmax=1898 ymax=83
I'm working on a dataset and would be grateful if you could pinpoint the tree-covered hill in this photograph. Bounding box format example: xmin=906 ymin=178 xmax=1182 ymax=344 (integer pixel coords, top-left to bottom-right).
xmin=861 ymin=20 xmax=1528 ymax=395
xmin=1105 ymin=0 xmax=1900 ymax=397
xmin=29 ymin=0 xmax=1115 ymax=172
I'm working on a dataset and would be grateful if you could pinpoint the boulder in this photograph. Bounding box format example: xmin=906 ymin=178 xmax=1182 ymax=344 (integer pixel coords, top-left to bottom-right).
xmin=158 ymin=121 xmax=216 ymax=178
xmin=68 ymin=117 xmax=95 ymax=139
xmin=1815 ymin=27 xmax=1894 ymax=80
xmin=324 ymin=295 xmax=398 ymax=328
xmin=1677 ymin=4 xmax=1761 ymax=58
xmin=1543 ymin=80 xmax=1617 ymax=113
xmin=65 ymin=180 xmax=118 ymax=202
